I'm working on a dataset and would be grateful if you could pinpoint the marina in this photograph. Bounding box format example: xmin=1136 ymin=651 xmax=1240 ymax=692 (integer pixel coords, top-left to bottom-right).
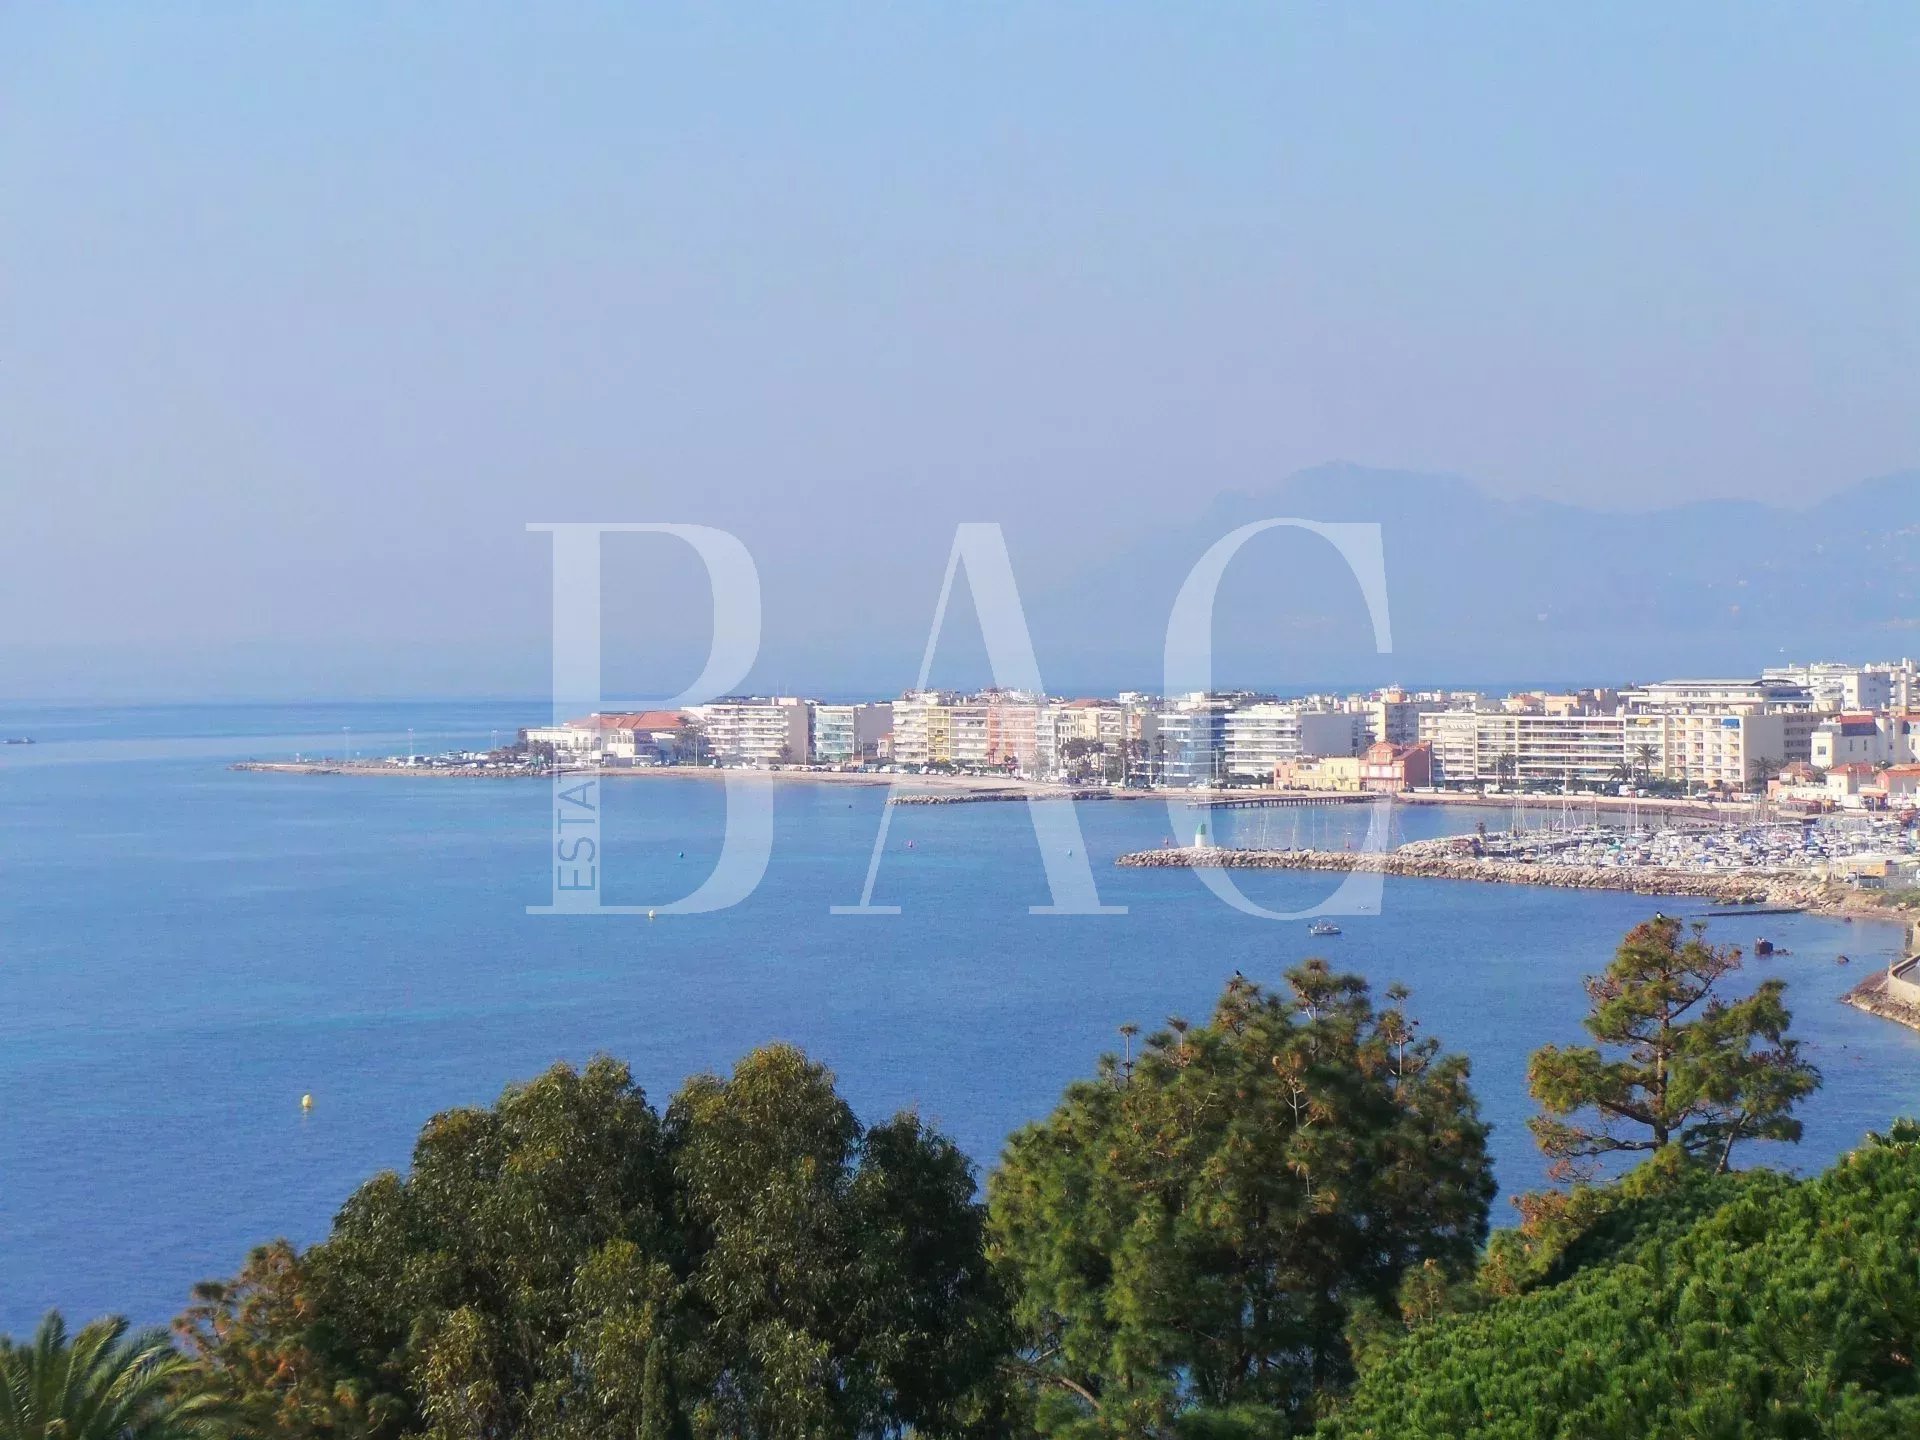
xmin=1117 ymin=812 xmax=1920 ymax=924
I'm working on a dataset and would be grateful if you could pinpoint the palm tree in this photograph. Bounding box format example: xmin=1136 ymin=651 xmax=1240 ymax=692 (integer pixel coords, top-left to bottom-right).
xmin=1632 ymin=742 xmax=1658 ymax=783
xmin=0 ymin=1312 xmax=230 ymax=1440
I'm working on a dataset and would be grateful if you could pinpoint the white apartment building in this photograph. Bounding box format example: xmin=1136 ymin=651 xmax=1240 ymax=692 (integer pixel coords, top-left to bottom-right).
xmin=1223 ymin=705 xmax=1365 ymax=779
xmin=1762 ymin=662 xmax=1913 ymax=712
xmin=688 ymin=697 xmax=811 ymax=766
xmin=1419 ymin=711 xmax=1629 ymax=789
xmin=1624 ymin=678 xmax=1816 ymax=713
xmin=889 ymin=692 xmax=942 ymax=767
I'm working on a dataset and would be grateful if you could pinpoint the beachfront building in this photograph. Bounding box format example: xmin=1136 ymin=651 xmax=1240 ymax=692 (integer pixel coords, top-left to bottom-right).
xmin=1273 ymin=755 xmax=1363 ymax=792
xmin=1618 ymin=679 xmax=1822 ymax=788
xmin=1155 ymin=695 xmax=1235 ymax=787
xmin=1418 ymin=711 xmax=1630 ymax=790
xmin=888 ymin=691 xmax=946 ymax=767
xmin=1621 ymin=709 xmax=1819 ymax=790
xmin=523 ymin=721 xmax=600 ymax=760
xmin=1055 ymin=698 xmax=1128 ymax=746
xmin=687 ymin=697 xmax=811 ymax=766
xmin=522 ymin=712 xmax=692 ymax=765
xmin=888 ymin=690 xmax=1055 ymax=773
xmin=1359 ymin=740 xmax=1433 ymax=794
xmin=808 ymin=701 xmax=892 ymax=764
xmin=979 ymin=692 xmax=1045 ymax=772
xmin=1223 ymin=705 xmax=1365 ymax=779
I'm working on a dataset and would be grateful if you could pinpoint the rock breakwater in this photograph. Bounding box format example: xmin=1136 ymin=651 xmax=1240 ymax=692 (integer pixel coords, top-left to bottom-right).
xmin=1115 ymin=845 xmax=1775 ymax=905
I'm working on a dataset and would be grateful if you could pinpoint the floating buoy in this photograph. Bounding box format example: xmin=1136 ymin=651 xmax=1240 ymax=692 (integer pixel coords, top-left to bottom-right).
xmin=300 ymin=1094 xmax=313 ymax=1111
xmin=677 ymin=850 xmax=685 ymax=858
xmin=648 ymin=909 xmax=656 ymax=921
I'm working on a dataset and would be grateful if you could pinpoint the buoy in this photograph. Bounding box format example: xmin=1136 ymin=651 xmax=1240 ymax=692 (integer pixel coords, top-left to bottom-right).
xmin=677 ymin=850 xmax=685 ymax=858
xmin=300 ymin=1094 xmax=313 ymax=1111
xmin=648 ymin=909 xmax=656 ymax=921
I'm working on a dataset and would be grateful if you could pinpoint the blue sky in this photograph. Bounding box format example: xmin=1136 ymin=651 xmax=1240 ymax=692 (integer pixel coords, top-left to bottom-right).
xmin=1 ymin=6 xmax=1914 ymax=698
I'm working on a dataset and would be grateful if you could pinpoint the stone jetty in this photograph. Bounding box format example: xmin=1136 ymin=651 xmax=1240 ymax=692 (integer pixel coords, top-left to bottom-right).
xmin=1114 ymin=845 xmax=1777 ymax=906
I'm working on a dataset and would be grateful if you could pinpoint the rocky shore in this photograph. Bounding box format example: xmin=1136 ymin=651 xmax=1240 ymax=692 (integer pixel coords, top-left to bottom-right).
xmin=1842 ymin=970 xmax=1920 ymax=1033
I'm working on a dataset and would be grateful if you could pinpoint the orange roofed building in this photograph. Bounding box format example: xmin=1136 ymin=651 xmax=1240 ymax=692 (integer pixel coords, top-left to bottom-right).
xmin=1359 ymin=741 xmax=1432 ymax=794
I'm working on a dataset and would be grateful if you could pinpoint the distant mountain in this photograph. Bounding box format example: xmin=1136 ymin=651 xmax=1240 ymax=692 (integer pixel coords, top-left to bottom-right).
xmin=1019 ymin=464 xmax=1920 ymax=692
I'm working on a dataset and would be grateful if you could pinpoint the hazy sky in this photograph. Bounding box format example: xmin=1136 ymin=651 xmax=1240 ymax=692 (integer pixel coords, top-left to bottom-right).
xmin=2 ymin=5 xmax=1915 ymax=698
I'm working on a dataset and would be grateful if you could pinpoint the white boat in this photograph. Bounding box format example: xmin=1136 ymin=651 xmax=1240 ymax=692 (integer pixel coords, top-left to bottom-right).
xmin=1307 ymin=921 xmax=1342 ymax=937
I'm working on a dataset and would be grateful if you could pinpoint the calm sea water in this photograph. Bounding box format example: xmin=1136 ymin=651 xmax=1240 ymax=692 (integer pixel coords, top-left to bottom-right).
xmin=2 ymin=700 xmax=1917 ymax=1337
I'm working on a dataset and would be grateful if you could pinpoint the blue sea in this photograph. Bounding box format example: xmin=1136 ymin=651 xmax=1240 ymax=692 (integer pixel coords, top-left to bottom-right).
xmin=2 ymin=700 xmax=1917 ymax=1338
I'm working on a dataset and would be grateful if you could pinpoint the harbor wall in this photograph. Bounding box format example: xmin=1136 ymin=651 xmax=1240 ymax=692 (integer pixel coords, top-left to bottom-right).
xmin=1886 ymin=922 xmax=1920 ymax=1008
xmin=1113 ymin=845 xmax=1773 ymax=905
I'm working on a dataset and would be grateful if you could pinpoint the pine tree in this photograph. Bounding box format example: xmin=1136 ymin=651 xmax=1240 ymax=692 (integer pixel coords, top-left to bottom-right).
xmin=989 ymin=963 xmax=1494 ymax=1430
xmin=1528 ymin=916 xmax=1819 ymax=1178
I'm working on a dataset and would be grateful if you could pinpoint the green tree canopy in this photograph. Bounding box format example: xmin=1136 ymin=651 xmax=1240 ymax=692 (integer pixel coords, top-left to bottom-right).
xmin=1320 ymin=1128 xmax=1920 ymax=1439
xmin=1527 ymin=916 xmax=1819 ymax=1178
xmin=1 ymin=1312 xmax=231 ymax=1440
xmin=179 ymin=1048 xmax=1006 ymax=1440
xmin=988 ymin=963 xmax=1495 ymax=1435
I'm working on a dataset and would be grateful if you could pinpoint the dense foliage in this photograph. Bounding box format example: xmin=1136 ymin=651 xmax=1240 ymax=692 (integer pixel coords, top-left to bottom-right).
xmin=0 ymin=1312 xmax=230 ymax=1440
xmin=988 ymin=962 xmax=1495 ymax=1435
xmin=1528 ymin=916 xmax=1818 ymax=1176
xmin=10 ymin=919 xmax=1895 ymax=1439
xmin=177 ymin=1047 xmax=1008 ymax=1440
xmin=1320 ymin=1129 xmax=1920 ymax=1439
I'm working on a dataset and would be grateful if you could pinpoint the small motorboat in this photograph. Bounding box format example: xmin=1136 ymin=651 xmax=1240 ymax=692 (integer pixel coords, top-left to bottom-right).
xmin=1307 ymin=921 xmax=1343 ymax=937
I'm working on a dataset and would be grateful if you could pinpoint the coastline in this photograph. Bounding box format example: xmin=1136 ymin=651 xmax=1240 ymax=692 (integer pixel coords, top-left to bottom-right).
xmin=1112 ymin=843 xmax=1915 ymax=925
xmin=229 ymin=760 xmax=1761 ymax=820
xmin=230 ymin=760 xmax=1056 ymax=797
xmin=1842 ymin=970 xmax=1920 ymax=1030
